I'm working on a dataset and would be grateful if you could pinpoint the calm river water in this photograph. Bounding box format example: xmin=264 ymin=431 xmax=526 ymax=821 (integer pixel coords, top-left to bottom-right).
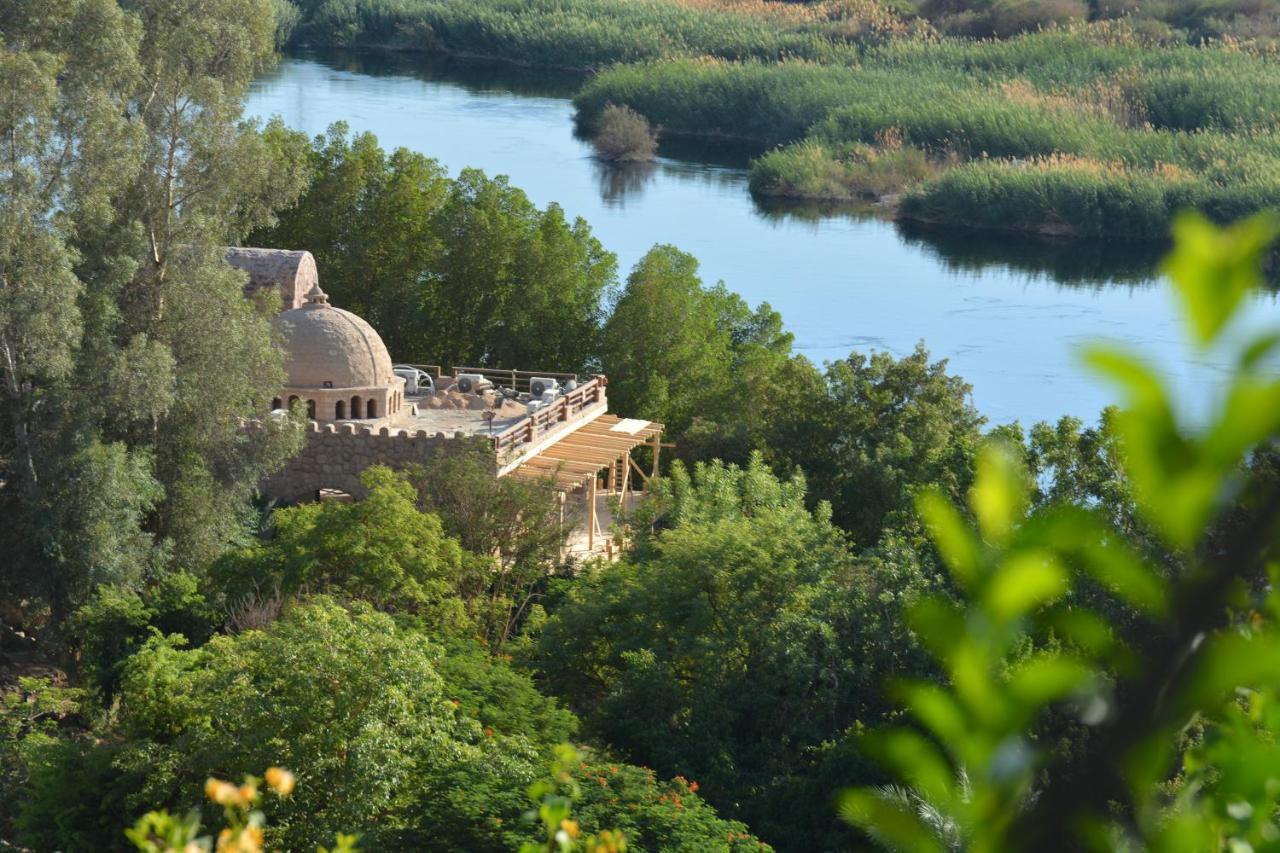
xmin=247 ymin=51 xmax=1277 ymax=425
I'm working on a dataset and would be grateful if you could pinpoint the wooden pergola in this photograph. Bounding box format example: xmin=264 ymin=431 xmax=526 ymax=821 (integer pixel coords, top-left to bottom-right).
xmin=505 ymin=414 xmax=665 ymax=552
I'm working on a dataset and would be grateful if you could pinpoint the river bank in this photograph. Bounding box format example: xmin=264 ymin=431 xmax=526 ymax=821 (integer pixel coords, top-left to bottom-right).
xmin=279 ymin=0 xmax=1280 ymax=243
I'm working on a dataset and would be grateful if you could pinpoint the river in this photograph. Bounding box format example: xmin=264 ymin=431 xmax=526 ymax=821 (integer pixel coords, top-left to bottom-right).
xmin=246 ymin=50 xmax=1276 ymax=426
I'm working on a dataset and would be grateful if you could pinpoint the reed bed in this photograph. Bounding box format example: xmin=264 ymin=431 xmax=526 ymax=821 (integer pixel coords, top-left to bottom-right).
xmin=291 ymin=0 xmax=1280 ymax=239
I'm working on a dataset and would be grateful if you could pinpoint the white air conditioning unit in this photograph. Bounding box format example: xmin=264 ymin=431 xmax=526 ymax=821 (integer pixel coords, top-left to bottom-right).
xmin=526 ymin=400 xmax=544 ymax=415
xmin=529 ymin=376 xmax=560 ymax=397
xmin=455 ymin=373 xmax=493 ymax=394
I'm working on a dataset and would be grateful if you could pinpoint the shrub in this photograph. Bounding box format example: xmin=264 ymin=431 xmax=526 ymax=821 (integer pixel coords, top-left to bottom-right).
xmin=591 ymin=104 xmax=659 ymax=162
xmin=751 ymin=138 xmax=941 ymax=199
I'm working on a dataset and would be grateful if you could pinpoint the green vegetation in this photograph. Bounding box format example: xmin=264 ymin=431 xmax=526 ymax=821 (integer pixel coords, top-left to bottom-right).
xmin=841 ymin=212 xmax=1280 ymax=851
xmin=276 ymin=0 xmax=1280 ymax=239
xmin=11 ymin=2 xmax=1280 ymax=852
xmin=576 ymin=38 xmax=1280 ymax=237
xmin=249 ymin=126 xmax=616 ymax=372
xmin=284 ymin=0 xmax=915 ymax=66
xmin=590 ymin=104 xmax=659 ymax=162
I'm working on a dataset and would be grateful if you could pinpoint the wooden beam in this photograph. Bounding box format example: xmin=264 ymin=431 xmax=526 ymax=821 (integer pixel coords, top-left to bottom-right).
xmin=587 ymin=473 xmax=597 ymax=552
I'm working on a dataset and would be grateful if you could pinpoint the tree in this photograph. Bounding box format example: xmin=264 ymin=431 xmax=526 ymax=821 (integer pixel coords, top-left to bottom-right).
xmin=536 ymin=455 xmax=936 ymax=849
xmin=12 ymin=599 xmax=767 ymax=852
xmin=212 ymin=466 xmax=469 ymax=624
xmin=768 ymin=344 xmax=985 ymax=547
xmin=253 ymin=129 xmax=617 ymax=373
xmin=1 ymin=0 xmax=310 ymax=634
xmin=599 ymin=245 xmax=816 ymax=472
xmin=839 ymin=213 xmax=1280 ymax=851
xmin=407 ymin=449 xmax=572 ymax=649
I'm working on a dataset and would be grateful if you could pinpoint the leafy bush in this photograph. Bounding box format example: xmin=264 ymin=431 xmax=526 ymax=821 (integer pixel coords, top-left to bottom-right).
xmin=536 ymin=456 xmax=938 ymax=848
xmin=210 ymin=466 xmax=470 ymax=625
xmin=751 ymin=138 xmax=941 ymax=199
xmin=66 ymin=572 xmax=215 ymax=700
xmin=591 ymin=104 xmax=659 ymax=162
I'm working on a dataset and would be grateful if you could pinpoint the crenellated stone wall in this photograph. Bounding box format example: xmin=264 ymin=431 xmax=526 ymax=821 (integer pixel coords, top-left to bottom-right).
xmin=255 ymin=420 xmax=495 ymax=503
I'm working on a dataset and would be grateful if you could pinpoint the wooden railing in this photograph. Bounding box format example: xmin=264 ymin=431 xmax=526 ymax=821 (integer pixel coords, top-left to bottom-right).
xmin=490 ymin=376 xmax=606 ymax=457
xmin=450 ymin=366 xmax=579 ymax=393
xmin=396 ymin=363 xmax=443 ymax=380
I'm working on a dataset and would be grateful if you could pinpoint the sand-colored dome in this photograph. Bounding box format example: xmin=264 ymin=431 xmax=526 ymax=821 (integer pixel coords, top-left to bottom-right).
xmin=272 ymin=285 xmax=394 ymax=389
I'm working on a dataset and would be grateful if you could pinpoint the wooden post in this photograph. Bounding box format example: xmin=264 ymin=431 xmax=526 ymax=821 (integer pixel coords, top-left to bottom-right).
xmin=587 ymin=474 xmax=597 ymax=552
xmin=651 ymin=434 xmax=661 ymax=478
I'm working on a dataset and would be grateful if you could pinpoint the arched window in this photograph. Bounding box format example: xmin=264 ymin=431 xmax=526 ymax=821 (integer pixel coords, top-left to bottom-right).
xmin=288 ymin=395 xmax=299 ymax=409
xmin=272 ymin=397 xmax=282 ymax=410
xmin=335 ymin=400 xmax=345 ymax=419
xmin=367 ymin=399 xmax=377 ymax=419
xmin=306 ymin=399 xmax=316 ymax=420
xmin=350 ymin=395 xmax=361 ymax=418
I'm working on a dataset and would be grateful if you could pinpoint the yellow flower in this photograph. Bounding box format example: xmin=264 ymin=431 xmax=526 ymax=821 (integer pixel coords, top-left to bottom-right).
xmin=560 ymin=819 xmax=581 ymax=839
xmin=265 ymin=766 xmax=296 ymax=796
xmin=238 ymin=783 xmax=258 ymax=805
xmin=206 ymin=778 xmax=241 ymax=807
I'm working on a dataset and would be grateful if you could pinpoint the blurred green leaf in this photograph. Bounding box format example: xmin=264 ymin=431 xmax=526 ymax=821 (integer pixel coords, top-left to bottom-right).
xmin=896 ymin=681 xmax=969 ymax=748
xmin=837 ymin=789 xmax=945 ymax=853
xmin=986 ymin=550 xmax=1068 ymax=623
xmin=969 ymin=444 xmax=1028 ymax=546
xmin=1007 ymin=653 xmax=1091 ymax=709
xmin=866 ymin=728 xmax=956 ymax=806
xmin=918 ymin=489 xmax=982 ymax=590
xmin=1162 ymin=211 xmax=1279 ymax=347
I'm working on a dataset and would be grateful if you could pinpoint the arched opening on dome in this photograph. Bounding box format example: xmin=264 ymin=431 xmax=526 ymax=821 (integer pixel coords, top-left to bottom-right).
xmin=306 ymin=399 xmax=316 ymax=420
xmin=335 ymin=399 xmax=345 ymax=419
xmin=350 ymin=395 xmax=361 ymax=418
xmin=271 ymin=397 xmax=282 ymax=410
xmin=367 ymin=399 xmax=377 ymax=419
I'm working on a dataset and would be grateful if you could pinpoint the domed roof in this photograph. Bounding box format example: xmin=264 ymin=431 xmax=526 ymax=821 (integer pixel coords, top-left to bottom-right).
xmin=271 ymin=285 xmax=395 ymax=389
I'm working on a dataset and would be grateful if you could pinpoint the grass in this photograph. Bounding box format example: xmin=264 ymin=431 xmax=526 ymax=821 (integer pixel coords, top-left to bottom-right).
xmin=292 ymin=0 xmax=918 ymax=67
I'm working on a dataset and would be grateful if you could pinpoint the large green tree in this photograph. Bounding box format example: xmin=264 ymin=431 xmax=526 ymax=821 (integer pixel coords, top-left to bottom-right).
xmin=535 ymin=455 xmax=937 ymax=850
xmin=1 ymin=0 xmax=309 ymax=631
xmin=252 ymin=127 xmax=617 ymax=373
xmin=599 ymin=244 xmax=810 ymax=463
xmin=767 ymin=344 xmax=985 ymax=547
xmin=11 ymin=599 xmax=768 ymax=851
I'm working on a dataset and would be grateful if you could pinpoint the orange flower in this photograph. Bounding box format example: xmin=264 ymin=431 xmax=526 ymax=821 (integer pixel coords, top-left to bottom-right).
xmin=205 ymin=778 xmax=241 ymax=807
xmin=265 ymin=767 xmax=295 ymax=796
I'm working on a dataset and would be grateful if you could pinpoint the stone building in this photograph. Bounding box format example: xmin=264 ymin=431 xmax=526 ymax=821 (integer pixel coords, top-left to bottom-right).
xmin=236 ymin=248 xmax=663 ymax=556
xmin=269 ymin=284 xmax=406 ymax=425
xmin=226 ymin=247 xmax=318 ymax=311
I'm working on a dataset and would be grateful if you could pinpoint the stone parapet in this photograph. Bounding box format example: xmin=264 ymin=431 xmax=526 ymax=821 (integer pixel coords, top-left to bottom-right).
xmin=243 ymin=418 xmax=494 ymax=503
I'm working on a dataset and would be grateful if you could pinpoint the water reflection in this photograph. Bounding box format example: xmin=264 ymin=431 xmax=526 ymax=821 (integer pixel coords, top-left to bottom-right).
xmin=594 ymin=160 xmax=657 ymax=208
xmin=895 ymin=221 xmax=1166 ymax=289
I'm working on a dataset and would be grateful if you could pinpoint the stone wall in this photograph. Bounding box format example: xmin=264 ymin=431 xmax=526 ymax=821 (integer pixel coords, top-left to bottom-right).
xmin=257 ymin=421 xmax=495 ymax=503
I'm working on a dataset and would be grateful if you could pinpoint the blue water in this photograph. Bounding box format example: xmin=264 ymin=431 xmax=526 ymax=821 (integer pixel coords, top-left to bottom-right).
xmin=247 ymin=51 xmax=1275 ymax=426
